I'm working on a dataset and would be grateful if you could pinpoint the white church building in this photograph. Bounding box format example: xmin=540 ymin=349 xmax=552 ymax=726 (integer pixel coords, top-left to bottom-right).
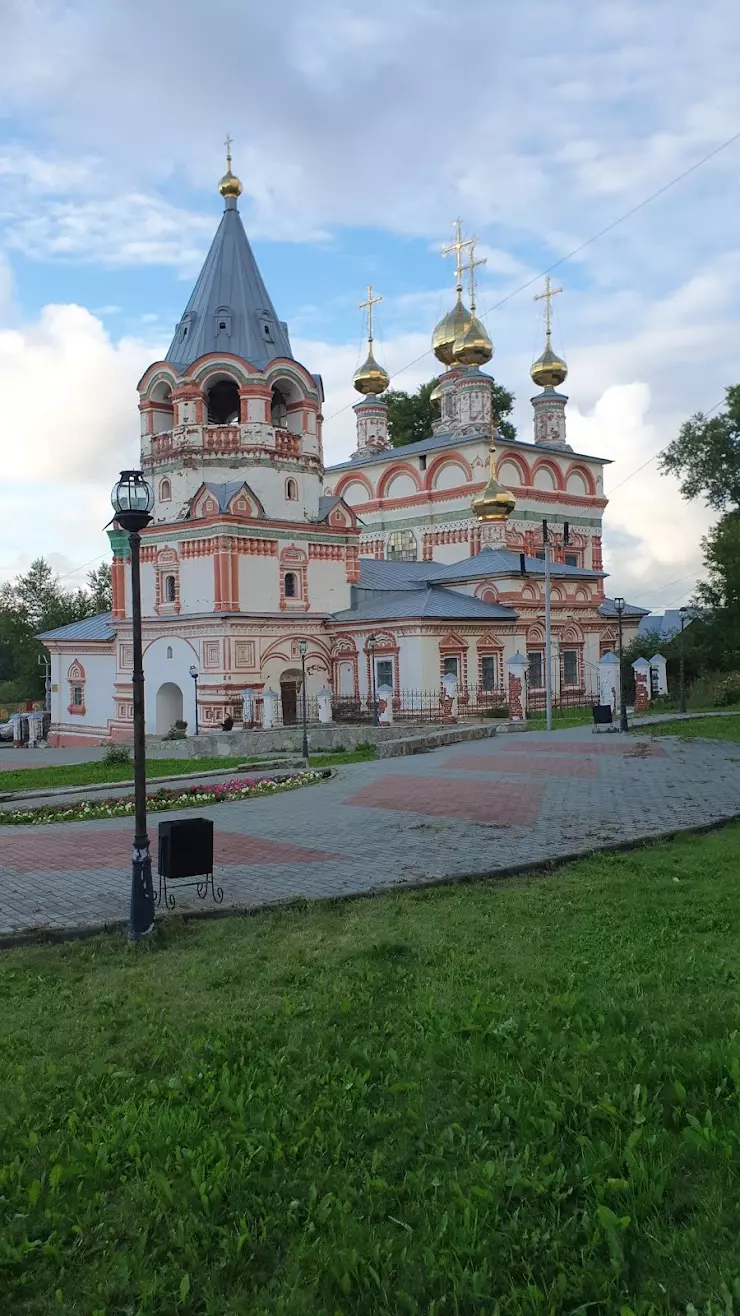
xmin=41 ymin=153 xmax=646 ymax=745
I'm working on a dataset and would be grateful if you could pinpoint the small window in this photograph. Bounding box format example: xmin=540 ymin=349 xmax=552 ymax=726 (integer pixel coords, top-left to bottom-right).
xmin=375 ymin=658 xmax=393 ymax=687
xmin=528 ymin=652 xmax=543 ymax=687
xmin=420 ymin=455 xmax=427 ymax=471
xmin=159 ymin=478 xmax=171 ymax=502
xmin=564 ymin=552 xmax=578 ymax=567
xmin=72 ymin=685 xmax=83 ymax=707
xmin=166 ymin=646 xmax=173 ymax=659
xmin=286 ymin=478 xmax=298 ymax=501
xmin=535 ymin=551 xmax=546 ymax=561
xmin=481 ymin=655 xmax=497 ymax=691
xmin=387 ymin=529 xmax=417 ymax=562
xmin=182 ymin=326 xmax=188 ymax=338
xmin=219 ymin=321 xmax=226 ymax=330
xmin=264 ymin=324 xmax=271 ymax=338
xmin=165 ymin=575 xmax=176 ymax=603
xmin=443 ymin=656 xmax=459 ymax=678
xmin=562 ymin=649 xmax=579 ymax=685
xmin=284 ymin=572 xmax=297 ymax=598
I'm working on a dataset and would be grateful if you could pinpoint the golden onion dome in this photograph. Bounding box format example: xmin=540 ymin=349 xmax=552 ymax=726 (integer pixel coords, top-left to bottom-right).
xmin=218 ymin=167 xmax=243 ymax=199
xmin=530 ymin=341 xmax=567 ymax=388
xmin=432 ymin=298 xmax=473 ymax=365
xmin=353 ymin=347 xmax=390 ymax=396
xmin=452 ymin=313 xmax=493 ymax=367
xmin=471 ymin=477 xmax=516 ymax=522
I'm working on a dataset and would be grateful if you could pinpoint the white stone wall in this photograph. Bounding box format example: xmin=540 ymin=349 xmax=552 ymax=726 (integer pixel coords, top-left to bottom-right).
xmin=49 ymin=646 xmax=116 ymax=740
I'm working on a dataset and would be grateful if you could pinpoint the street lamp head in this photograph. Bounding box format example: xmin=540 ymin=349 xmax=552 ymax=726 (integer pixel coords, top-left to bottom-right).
xmin=189 ymin=665 xmax=198 ymax=679
xmin=679 ymin=605 xmax=689 ymax=617
xmin=298 ymin=639 xmax=308 ymax=656
xmin=111 ymin=470 xmax=154 ymax=533
xmin=613 ymin=596 xmax=625 ymax=616
xmin=368 ymin=633 xmax=377 ymax=649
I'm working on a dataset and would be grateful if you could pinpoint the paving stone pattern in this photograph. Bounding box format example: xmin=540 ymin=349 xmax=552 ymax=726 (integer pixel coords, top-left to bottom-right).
xmin=1 ymin=728 xmax=739 ymax=938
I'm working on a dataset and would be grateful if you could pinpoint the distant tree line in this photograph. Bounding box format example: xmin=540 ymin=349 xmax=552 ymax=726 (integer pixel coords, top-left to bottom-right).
xmin=0 ymin=558 xmax=111 ymax=703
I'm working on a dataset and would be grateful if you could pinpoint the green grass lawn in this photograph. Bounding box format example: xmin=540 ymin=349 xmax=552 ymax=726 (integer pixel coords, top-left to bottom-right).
xmin=642 ymin=714 xmax=740 ymax=743
xmin=0 ymin=747 xmax=375 ymax=795
xmin=527 ymin=707 xmax=594 ymax=728
xmin=2 ymin=830 xmax=740 ymax=1314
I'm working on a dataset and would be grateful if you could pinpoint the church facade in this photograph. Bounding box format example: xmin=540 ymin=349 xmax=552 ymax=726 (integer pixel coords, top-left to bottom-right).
xmin=41 ymin=155 xmax=646 ymax=745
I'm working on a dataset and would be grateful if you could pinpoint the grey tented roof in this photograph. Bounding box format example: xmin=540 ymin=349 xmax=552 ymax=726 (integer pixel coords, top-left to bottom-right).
xmin=197 ymin=482 xmax=260 ymax=514
xmin=637 ymin=609 xmax=695 ymax=639
xmin=599 ymin=598 xmax=650 ymax=619
xmin=166 ymin=197 xmax=293 ymax=371
xmin=356 ymin=549 xmax=603 ymax=592
xmin=331 ymin=587 xmax=517 ymax=623
xmin=38 ymin=612 xmax=115 ymax=642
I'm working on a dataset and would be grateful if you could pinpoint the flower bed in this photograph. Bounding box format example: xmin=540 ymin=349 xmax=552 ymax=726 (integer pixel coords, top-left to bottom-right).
xmin=0 ymin=772 xmax=325 ymax=826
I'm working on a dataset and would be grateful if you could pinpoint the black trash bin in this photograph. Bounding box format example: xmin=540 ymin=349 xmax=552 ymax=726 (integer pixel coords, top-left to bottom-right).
xmin=157 ymin=817 xmax=222 ymax=906
xmin=592 ymin=704 xmax=614 ymax=726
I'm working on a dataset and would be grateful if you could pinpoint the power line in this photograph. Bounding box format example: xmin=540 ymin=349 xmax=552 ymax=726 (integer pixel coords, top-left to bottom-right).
xmin=324 ymin=126 xmax=740 ymax=424
xmin=607 ymin=398 xmax=724 ymax=495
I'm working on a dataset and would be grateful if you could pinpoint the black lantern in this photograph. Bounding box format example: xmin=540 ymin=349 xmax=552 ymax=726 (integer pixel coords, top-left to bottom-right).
xmin=189 ymin=665 xmax=199 ymax=735
xmin=111 ymin=469 xmax=155 ymax=941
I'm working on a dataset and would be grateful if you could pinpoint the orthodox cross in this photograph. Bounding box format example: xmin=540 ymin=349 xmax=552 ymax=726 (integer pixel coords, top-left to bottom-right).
xmin=224 ymin=133 xmax=234 ymax=167
xmin=534 ymin=274 xmax=562 ymax=339
xmin=358 ymin=285 xmax=382 ymax=344
xmin=442 ymin=219 xmax=473 ymax=293
xmin=463 ymin=237 xmax=487 ymax=313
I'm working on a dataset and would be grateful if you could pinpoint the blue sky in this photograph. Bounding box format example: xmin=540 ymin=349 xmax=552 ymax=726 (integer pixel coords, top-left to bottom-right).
xmin=2 ymin=0 xmax=740 ymax=608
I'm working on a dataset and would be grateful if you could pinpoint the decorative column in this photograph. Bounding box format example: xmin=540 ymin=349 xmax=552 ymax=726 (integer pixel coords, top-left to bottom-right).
xmin=649 ymin=653 xmax=668 ymax=697
xmin=453 ymin=367 xmax=492 ymax=436
xmin=317 ymin=687 xmax=333 ymax=723
xmin=352 ymin=396 xmax=390 ymax=458
xmin=598 ymin=651 xmax=620 ymax=713
xmin=376 ymin=684 xmax=394 ymax=725
xmin=262 ymin=687 xmax=278 ymax=728
xmin=632 ymin=657 xmax=650 ymax=713
xmin=506 ymin=652 xmax=528 ymax=722
xmin=440 ymin=672 xmax=458 ymax=722
xmin=531 ymin=387 xmax=571 ymax=450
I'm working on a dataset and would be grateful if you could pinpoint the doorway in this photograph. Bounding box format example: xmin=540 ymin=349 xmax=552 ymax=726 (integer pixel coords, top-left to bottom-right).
xmin=280 ymin=667 xmax=304 ymax=725
xmin=156 ymin=681 xmax=183 ymax=735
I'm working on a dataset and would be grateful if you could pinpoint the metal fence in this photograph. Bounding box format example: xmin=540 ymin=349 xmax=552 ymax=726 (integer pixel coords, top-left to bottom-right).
xmin=525 ymin=659 xmax=601 ymax=713
xmin=231 ymin=688 xmax=510 ymax=729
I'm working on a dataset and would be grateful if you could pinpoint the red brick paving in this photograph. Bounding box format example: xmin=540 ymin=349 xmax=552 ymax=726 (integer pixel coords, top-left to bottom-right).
xmin=346 ymin=776 xmax=543 ymax=824
xmin=500 ymin=739 xmax=665 ymax=756
xmin=446 ymin=752 xmax=598 ymax=778
xmin=1 ymin=827 xmax=345 ymax=874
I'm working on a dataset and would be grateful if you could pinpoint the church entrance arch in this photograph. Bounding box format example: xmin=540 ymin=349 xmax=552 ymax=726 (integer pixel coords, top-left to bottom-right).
xmin=156 ymin=681 xmax=184 ymax=735
xmin=280 ymin=667 xmax=303 ymax=726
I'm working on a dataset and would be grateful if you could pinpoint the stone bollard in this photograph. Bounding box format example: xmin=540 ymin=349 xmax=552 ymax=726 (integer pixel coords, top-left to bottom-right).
xmin=440 ymin=673 xmax=458 ymax=722
xmin=27 ymin=712 xmax=44 ymax=747
xmin=650 ymin=653 xmax=668 ymax=697
xmin=242 ymin=687 xmax=256 ymax=727
xmin=11 ymin=713 xmax=24 ymax=749
xmin=598 ymin=651 xmax=620 ymax=715
xmin=317 ymin=686 xmax=333 ymax=724
xmin=376 ymin=684 xmax=394 ymax=726
xmin=506 ymin=652 xmax=528 ymax=722
xmin=262 ymin=686 xmax=279 ymax=729
xmin=632 ymin=657 xmax=650 ymax=712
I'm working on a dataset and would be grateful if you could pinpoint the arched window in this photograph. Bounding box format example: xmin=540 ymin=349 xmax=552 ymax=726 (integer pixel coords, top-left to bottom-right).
xmin=165 ymin=575 xmax=176 ymax=603
xmin=159 ymin=478 xmax=171 ymax=502
xmin=271 ymin=387 xmax=288 ymax=428
xmin=286 ymin=478 xmax=298 ymax=501
xmin=166 ymin=645 xmax=173 ymax=659
xmin=387 ymin=529 xmax=417 ymax=562
xmin=284 ymin=572 xmax=297 ymax=598
xmin=206 ymin=378 xmax=240 ymax=425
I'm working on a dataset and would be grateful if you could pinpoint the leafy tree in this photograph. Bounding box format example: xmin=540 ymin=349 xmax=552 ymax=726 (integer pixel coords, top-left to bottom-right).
xmin=87 ymin=561 xmax=113 ymax=613
xmin=659 ymin=384 xmax=740 ymax=511
xmin=383 ymin=378 xmax=516 ymax=447
xmin=0 ymin=557 xmax=107 ymax=700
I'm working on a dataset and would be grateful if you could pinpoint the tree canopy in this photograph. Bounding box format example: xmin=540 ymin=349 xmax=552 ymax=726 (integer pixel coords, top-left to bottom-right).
xmin=0 ymin=558 xmax=112 ymax=702
xmin=659 ymin=384 xmax=740 ymax=511
xmin=382 ymin=378 xmax=516 ymax=448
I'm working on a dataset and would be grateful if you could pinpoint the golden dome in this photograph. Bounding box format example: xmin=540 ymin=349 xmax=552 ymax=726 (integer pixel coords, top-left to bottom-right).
xmin=452 ymin=313 xmax=493 ymax=367
xmin=429 ymin=381 xmax=442 ymax=403
xmin=218 ymin=168 xmax=243 ymax=200
xmin=432 ymin=298 xmax=473 ymax=365
xmin=353 ymin=348 xmax=390 ymax=396
xmin=530 ymin=340 xmax=567 ymax=388
xmin=472 ymin=433 xmax=515 ymax=522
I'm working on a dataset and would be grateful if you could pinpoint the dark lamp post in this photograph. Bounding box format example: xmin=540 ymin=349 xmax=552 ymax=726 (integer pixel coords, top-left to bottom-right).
xmin=614 ymin=596 xmax=628 ymax=732
xmin=298 ymin=640 xmax=309 ymax=760
xmin=679 ymin=606 xmax=689 ymax=714
xmin=111 ymin=469 xmax=155 ymax=942
xmin=367 ymin=634 xmax=378 ymax=726
xmin=189 ymin=665 xmax=199 ymax=735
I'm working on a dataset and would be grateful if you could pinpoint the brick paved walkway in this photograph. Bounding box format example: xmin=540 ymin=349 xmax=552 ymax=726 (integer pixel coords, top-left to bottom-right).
xmin=1 ymin=727 xmax=739 ymax=939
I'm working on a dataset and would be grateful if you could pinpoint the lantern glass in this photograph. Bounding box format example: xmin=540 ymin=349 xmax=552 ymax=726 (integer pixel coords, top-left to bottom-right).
xmin=298 ymin=640 xmax=308 ymax=656
xmin=189 ymin=665 xmax=198 ymax=679
xmin=111 ymin=470 xmax=155 ymax=518
xmin=613 ymin=596 xmax=625 ymax=614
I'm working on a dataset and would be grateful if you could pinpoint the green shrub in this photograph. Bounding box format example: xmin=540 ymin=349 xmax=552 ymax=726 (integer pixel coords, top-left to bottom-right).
xmin=688 ymin=671 xmax=740 ymax=709
xmin=102 ymin=743 xmax=132 ymax=767
xmin=484 ymin=706 xmax=509 ymax=719
xmin=163 ymin=720 xmax=188 ymax=741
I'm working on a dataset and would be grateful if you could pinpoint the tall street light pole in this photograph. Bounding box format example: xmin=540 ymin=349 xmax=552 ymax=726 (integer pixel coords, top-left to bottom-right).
xmin=111 ymin=470 xmax=155 ymax=942
xmin=368 ymin=634 xmax=378 ymax=725
xmin=298 ymin=640 xmax=309 ymax=760
xmin=614 ymin=596 xmax=629 ymax=732
xmin=679 ymin=606 xmax=688 ymax=714
xmin=189 ymin=665 xmax=199 ymax=735
xmin=542 ymin=520 xmax=553 ymax=732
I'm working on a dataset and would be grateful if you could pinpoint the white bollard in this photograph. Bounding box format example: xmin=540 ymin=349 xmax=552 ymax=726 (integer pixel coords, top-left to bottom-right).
xmin=262 ymin=687 xmax=278 ymax=729
xmin=376 ymin=684 xmax=394 ymax=725
xmin=506 ymin=652 xmax=528 ymax=722
xmin=650 ymin=653 xmax=668 ymax=696
xmin=598 ymin=651 xmax=620 ymax=714
xmin=440 ymin=672 xmax=458 ymax=721
xmin=317 ymin=687 xmax=333 ymax=724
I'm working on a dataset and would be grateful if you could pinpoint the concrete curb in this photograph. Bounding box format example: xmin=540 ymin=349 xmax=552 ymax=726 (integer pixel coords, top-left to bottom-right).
xmin=1 ymin=807 xmax=737 ymax=953
xmin=0 ymin=761 xmax=304 ymax=806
